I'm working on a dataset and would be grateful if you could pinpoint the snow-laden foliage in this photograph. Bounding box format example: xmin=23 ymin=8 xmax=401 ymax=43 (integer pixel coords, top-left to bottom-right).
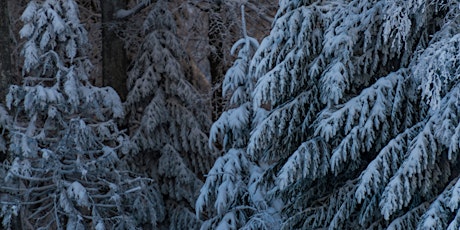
xmin=197 ymin=149 xmax=267 ymax=229
xmin=209 ymin=4 xmax=259 ymax=151
xmin=19 ymin=0 xmax=91 ymax=80
xmin=197 ymin=5 xmax=282 ymax=229
xmin=125 ymin=1 xmax=215 ymax=228
xmin=0 ymin=1 xmax=162 ymax=229
xmin=199 ymin=0 xmax=460 ymax=229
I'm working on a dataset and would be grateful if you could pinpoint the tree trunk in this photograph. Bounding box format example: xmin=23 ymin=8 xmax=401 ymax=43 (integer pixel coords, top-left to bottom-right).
xmin=101 ymin=0 xmax=128 ymax=100
xmin=208 ymin=3 xmax=226 ymax=122
xmin=0 ymin=0 xmax=13 ymax=103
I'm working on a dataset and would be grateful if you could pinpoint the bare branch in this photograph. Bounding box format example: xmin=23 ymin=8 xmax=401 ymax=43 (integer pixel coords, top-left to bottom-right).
xmin=246 ymin=2 xmax=274 ymax=24
xmin=114 ymin=1 xmax=153 ymax=20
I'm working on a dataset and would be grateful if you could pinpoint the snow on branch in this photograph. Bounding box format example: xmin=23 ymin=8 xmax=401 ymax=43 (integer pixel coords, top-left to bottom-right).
xmin=355 ymin=123 xmax=423 ymax=203
xmin=386 ymin=202 xmax=429 ymax=229
xmin=276 ymin=137 xmax=330 ymax=190
xmin=380 ymin=84 xmax=460 ymax=218
xmin=209 ymin=103 xmax=251 ymax=149
xmin=250 ymin=5 xmax=325 ymax=109
xmin=415 ymin=33 xmax=460 ymax=109
xmin=315 ymin=71 xmax=410 ymax=174
xmin=196 ymin=149 xmax=250 ymax=219
xmin=248 ymin=89 xmax=318 ymax=161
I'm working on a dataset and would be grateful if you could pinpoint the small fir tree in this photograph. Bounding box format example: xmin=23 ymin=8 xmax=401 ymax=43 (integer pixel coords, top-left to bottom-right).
xmin=125 ymin=1 xmax=215 ymax=229
xmin=196 ymin=4 xmax=281 ymax=229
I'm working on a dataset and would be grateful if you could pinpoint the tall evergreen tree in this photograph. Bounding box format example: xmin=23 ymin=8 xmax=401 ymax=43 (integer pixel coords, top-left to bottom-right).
xmin=125 ymin=1 xmax=215 ymax=229
xmin=0 ymin=0 xmax=162 ymax=229
xmin=200 ymin=0 xmax=460 ymax=229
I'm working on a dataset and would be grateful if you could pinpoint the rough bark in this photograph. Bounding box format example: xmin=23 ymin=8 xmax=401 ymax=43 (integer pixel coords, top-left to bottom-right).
xmin=101 ymin=0 xmax=129 ymax=100
xmin=208 ymin=3 xmax=227 ymax=122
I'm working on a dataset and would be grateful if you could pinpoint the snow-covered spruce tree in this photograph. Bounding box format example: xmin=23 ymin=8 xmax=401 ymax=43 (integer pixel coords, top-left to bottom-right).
xmin=0 ymin=107 xmax=16 ymax=229
xmin=0 ymin=0 xmax=163 ymax=229
xmin=202 ymin=0 xmax=460 ymax=229
xmin=125 ymin=1 xmax=215 ymax=229
xmin=196 ymin=5 xmax=281 ymax=229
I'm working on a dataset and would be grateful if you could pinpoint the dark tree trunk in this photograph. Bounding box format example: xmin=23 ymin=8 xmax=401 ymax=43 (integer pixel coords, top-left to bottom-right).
xmin=0 ymin=0 xmax=13 ymax=103
xmin=0 ymin=2 xmax=21 ymax=228
xmin=208 ymin=3 xmax=226 ymax=122
xmin=101 ymin=0 xmax=128 ymax=100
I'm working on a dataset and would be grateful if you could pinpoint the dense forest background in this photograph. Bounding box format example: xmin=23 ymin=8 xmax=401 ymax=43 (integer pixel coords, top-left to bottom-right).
xmin=0 ymin=0 xmax=276 ymax=106
xmin=1 ymin=0 xmax=460 ymax=229
xmin=0 ymin=0 xmax=277 ymax=229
